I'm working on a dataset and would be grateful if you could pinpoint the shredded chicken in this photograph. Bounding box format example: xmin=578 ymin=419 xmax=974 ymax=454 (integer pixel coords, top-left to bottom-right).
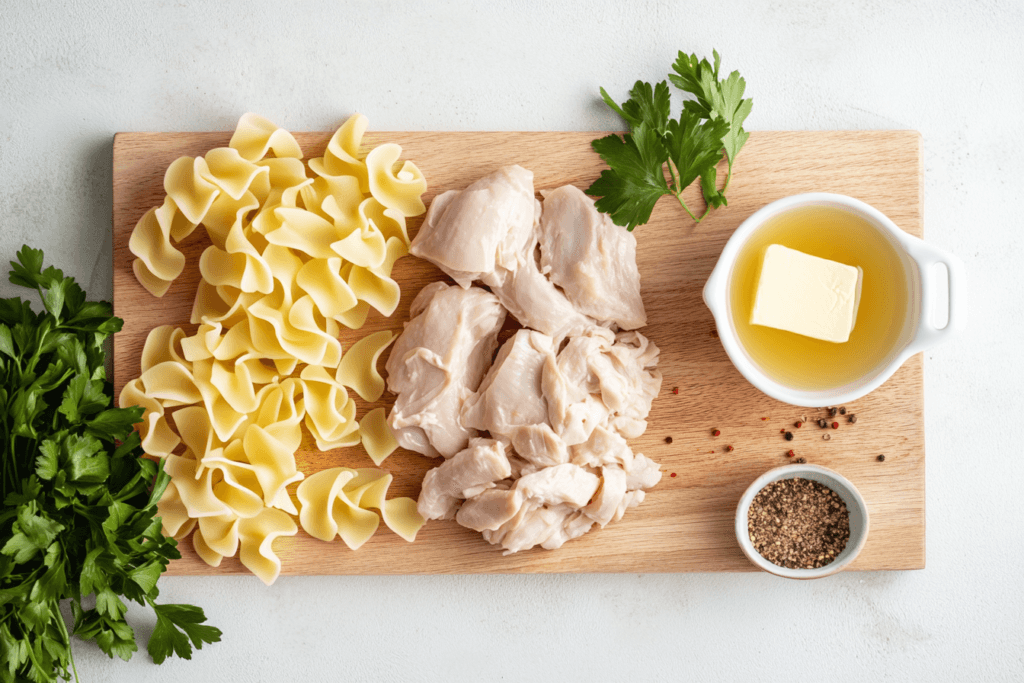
xmin=386 ymin=283 xmax=505 ymax=458
xmin=392 ymin=167 xmax=664 ymax=555
xmin=538 ymin=185 xmax=647 ymax=330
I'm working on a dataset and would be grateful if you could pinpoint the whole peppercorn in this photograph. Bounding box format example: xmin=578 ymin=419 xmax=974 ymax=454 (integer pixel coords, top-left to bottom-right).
xmin=831 ymin=421 xmax=839 ymax=429
xmin=795 ymin=421 xmax=803 ymax=428
xmin=665 ymin=436 xmax=673 ymax=444
xmin=818 ymin=419 xmax=828 ymax=428
xmin=829 ymin=407 xmax=838 ymax=418
xmin=839 ymin=407 xmax=847 ymax=415
xmin=725 ymin=445 xmax=734 ymax=452
xmin=712 ymin=429 xmax=721 ymax=437
xmin=786 ymin=450 xmax=795 ymax=457
xmin=795 ymin=457 xmax=807 ymax=464
xmin=784 ymin=431 xmax=794 ymax=441
xmin=877 ymin=454 xmax=886 ymax=462
xmin=848 ymin=414 xmax=858 ymax=424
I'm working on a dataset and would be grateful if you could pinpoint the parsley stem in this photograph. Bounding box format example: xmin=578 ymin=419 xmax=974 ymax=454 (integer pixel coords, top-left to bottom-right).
xmin=675 ymin=193 xmax=700 ymax=222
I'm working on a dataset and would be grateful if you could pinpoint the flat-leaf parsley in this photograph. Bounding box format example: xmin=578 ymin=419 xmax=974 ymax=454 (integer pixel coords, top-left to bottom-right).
xmin=587 ymin=49 xmax=753 ymax=230
xmin=0 ymin=246 xmax=220 ymax=682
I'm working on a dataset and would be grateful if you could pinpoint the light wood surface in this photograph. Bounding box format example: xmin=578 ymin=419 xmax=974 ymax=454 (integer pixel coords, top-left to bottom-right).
xmin=112 ymin=130 xmax=925 ymax=574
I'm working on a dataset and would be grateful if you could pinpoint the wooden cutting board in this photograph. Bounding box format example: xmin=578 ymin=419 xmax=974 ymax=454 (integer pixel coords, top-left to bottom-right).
xmin=112 ymin=130 xmax=924 ymax=574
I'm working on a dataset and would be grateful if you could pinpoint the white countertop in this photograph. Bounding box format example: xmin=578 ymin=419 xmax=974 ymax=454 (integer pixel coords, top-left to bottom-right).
xmin=1 ymin=1 xmax=1020 ymax=680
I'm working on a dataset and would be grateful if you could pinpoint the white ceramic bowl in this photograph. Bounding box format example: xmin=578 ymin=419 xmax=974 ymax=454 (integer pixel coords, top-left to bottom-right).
xmin=703 ymin=193 xmax=964 ymax=407
xmin=735 ymin=464 xmax=869 ymax=579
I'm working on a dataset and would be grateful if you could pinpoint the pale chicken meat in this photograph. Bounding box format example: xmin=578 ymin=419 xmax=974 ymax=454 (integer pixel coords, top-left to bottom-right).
xmin=538 ymin=185 xmax=647 ymax=330
xmin=386 ymin=283 xmax=505 ymax=458
xmin=392 ymin=165 xmax=666 ymax=556
xmin=410 ymin=165 xmax=537 ymax=288
xmin=515 ymin=463 xmax=600 ymax=508
xmin=416 ymin=438 xmax=511 ymax=521
xmin=461 ymin=329 xmax=555 ymax=440
xmin=483 ymin=232 xmax=599 ymax=340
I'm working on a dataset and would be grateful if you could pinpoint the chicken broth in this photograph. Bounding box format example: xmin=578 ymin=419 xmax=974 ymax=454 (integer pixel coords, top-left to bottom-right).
xmin=728 ymin=205 xmax=910 ymax=391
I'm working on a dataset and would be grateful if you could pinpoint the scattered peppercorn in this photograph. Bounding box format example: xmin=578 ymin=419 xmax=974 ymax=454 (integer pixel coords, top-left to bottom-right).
xmin=823 ymin=434 xmax=831 ymax=441
xmin=664 ymin=436 xmax=673 ymax=444
xmin=877 ymin=454 xmax=886 ymax=462
xmin=795 ymin=421 xmax=803 ymax=428
xmin=818 ymin=419 xmax=828 ymax=428
xmin=829 ymin=407 xmax=838 ymax=417
xmin=725 ymin=445 xmax=734 ymax=452
xmin=794 ymin=457 xmax=807 ymax=464
xmin=761 ymin=417 xmax=768 ymax=421
xmin=670 ymin=472 xmax=677 ymax=477
xmin=839 ymin=407 xmax=847 ymax=415
xmin=831 ymin=422 xmax=839 ymax=429
xmin=712 ymin=429 xmax=721 ymax=437
xmin=784 ymin=431 xmax=794 ymax=441
xmin=672 ymin=387 xmax=679 ymax=395
xmin=786 ymin=450 xmax=795 ymax=457
xmin=848 ymin=414 xmax=857 ymax=424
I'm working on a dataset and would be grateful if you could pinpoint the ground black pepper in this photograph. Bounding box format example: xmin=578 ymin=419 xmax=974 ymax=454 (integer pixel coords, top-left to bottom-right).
xmin=747 ymin=478 xmax=850 ymax=569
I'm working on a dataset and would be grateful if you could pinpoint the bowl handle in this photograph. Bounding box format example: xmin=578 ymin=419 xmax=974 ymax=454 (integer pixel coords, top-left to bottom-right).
xmin=903 ymin=235 xmax=965 ymax=353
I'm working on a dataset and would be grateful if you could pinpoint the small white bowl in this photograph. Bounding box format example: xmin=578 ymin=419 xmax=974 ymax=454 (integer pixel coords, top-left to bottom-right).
xmin=703 ymin=193 xmax=964 ymax=407
xmin=735 ymin=464 xmax=870 ymax=579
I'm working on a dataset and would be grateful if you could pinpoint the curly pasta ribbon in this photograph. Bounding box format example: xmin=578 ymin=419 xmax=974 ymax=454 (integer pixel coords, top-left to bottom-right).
xmin=123 ymin=113 xmax=427 ymax=584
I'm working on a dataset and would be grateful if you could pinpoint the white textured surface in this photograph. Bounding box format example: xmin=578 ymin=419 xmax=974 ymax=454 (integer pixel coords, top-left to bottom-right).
xmin=1 ymin=0 xmax=1022 ymax=680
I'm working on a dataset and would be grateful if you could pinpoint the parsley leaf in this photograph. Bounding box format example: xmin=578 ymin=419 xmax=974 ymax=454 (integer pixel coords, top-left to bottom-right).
xmin=148 ymin=603 xmax=222 ymax=665
xmin=588 ymin=49 xmax=753 ymax=229
xmin=670 ymin=49 xmax=753 ymax=200
xmin=588 ymin=124 xmax=670 ymax=230
xmin=0 ymin=246 xmax=220 ymax=682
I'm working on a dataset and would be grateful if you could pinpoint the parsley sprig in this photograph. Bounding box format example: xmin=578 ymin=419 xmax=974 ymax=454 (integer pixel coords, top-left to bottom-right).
xmin=586 ymin=49 xmax=753 ymax=230
xmin=0 ymin=246 xmax=220 ymax=682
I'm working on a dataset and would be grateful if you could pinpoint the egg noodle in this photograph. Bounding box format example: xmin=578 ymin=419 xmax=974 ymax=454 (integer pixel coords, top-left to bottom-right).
xmin=122 ymin=114 xmax=426 ymax=584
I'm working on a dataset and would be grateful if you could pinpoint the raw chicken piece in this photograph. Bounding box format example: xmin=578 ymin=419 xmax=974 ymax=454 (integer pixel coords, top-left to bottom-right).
xmin=582 ymin=467 xmax=628 ymax=528
xmin=540 ymin=510 xmax=595 ymax=550
xmin=461 ymin=329 xmax=555 ymax=439
xmin=539 ymin=185 xmax=647 ymax=330
xmin=410 ymin=166 xmax=537 ymax=288
xmin=456 ymin=487 xmax=522 ymax=532
xmin=481 ymin=502 xmax=572 ymax=554
xmin=509 ymin=423 xmax=569 ymax=468
xmin=541 ymin=350 xmax=609 ymax=446
xmin=386 ymin=283 xmax=505 ymax=458
xmin=417 ymin=438 xmax=511 ymax=521
xmin=483 ymin=232 xmax=598 ymax=340
xmin=624 ymin=454 xmax=662 ymax=491
xmin=515 ymin=463 xmax=600 ymax=508
xmin=570 ymin=426 xmax=634 ymax=470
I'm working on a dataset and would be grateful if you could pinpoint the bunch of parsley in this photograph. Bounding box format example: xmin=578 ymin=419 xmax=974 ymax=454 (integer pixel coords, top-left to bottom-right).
xmin=0 ymin=247 xmax=219 ymax=682
xmin=586 ymin=49 xmax=754 ymax=230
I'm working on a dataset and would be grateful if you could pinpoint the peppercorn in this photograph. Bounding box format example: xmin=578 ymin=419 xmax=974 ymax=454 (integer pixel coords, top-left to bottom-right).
xmin=786 ymin=450 xmax=795 ymax=457
xmin=725 ymin=445 xmax=734 ymax=452
xmin=839 ymin=407 xmax=847 ymax=415
xmin=829 ymin=407 xmax=838 ymax=417
xmin=672 ymin=387 xmax=679 ymax=395
xmin=795 ymin=457 xmax=807 ymax=464
xmin=831 ymin=422 xmax=839 ymax=429
xmin=822 ymin=434 xmax=831 ymax=441
xmin=818 ymin=419 xmax=828 ymax=428
xmin=712 ymin=429 xmax=720 ymax=437
xmin=848 ymin=414 xmax=857 ymax=424
xmin=784 ymin=431 xmax=794 ymax=441
xmin=877 ymin=454 xmax=886 ymax=462
xmin=665 ymin=436 xmax=673 ymax=444
xmin=795 ymin=421 xmax=803 ymax=428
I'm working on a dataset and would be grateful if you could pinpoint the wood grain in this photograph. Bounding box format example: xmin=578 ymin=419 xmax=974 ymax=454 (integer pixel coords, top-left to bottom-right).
xmin=112 ymin=130 xmax=925 ymax=574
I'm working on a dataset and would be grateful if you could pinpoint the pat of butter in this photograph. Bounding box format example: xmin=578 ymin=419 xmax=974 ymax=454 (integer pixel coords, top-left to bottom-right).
xmin=750 ymin=244 xmax=863 ymax=343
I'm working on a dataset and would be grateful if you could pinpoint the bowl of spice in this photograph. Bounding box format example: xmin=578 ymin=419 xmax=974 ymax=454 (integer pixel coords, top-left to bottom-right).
xmin=735 ymin=463 xmax=869 ymax=579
